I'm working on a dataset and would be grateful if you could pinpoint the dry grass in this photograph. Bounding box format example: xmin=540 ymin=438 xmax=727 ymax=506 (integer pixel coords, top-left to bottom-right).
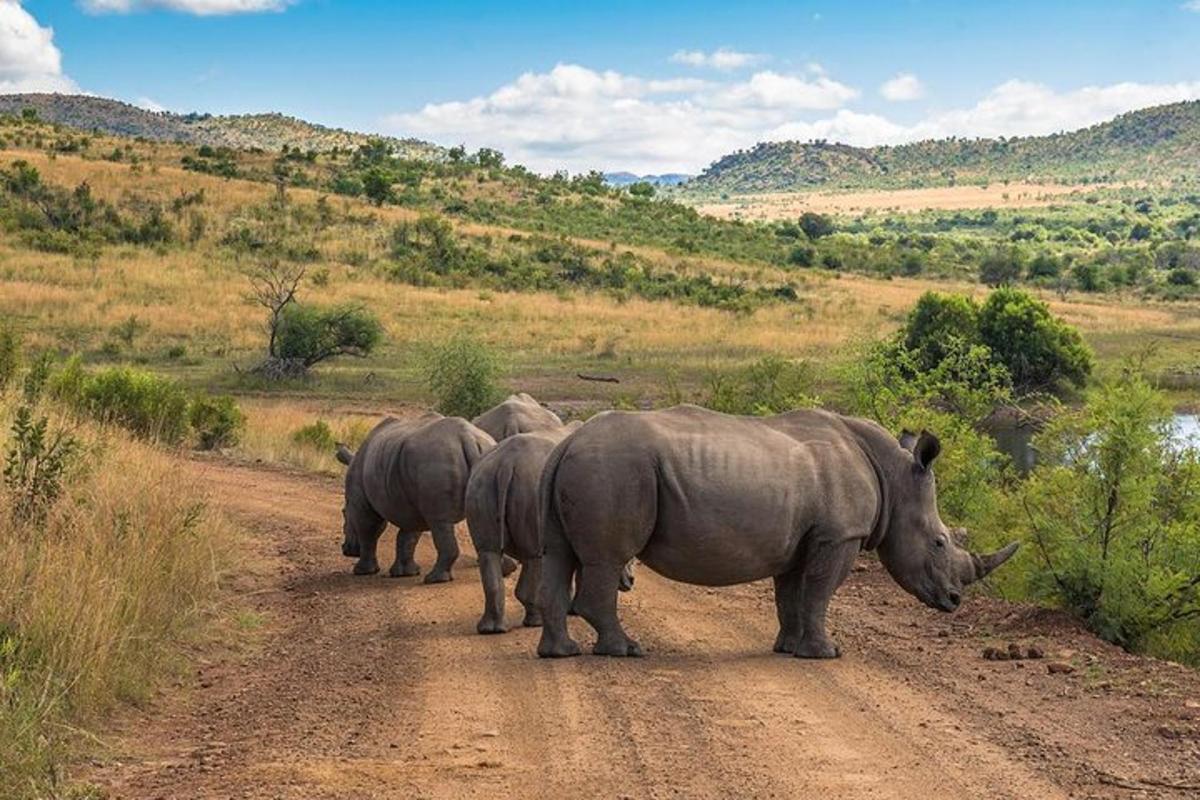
xmin=694 ymin=182 xmax=1119 ymax=221
xmin=234 ymin=397 xmax=382 ymax=473
xmin=0 ymin=396 xmax=240 ymax=799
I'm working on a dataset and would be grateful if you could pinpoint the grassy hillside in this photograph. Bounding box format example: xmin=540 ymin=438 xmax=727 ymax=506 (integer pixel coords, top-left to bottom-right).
xmin=0 ymin=93 xmax=440 ymax=159
xmin=685 ymin=100 xmax=1200 ymax=194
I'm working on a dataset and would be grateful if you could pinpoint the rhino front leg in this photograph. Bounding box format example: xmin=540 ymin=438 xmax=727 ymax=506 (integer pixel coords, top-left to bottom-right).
xmin=353 ymin=525 xmax=384 ymax=575
xmin=792 ymin=539 xmax=858 ymax=659
xmin=476 ymin=551 xmax=508 ymax=634
xmin=515 ymin=557 xmax=542 ymax=627
xmin=574 ymin=563 xmax=642 ymax=657
xmin=423 ymin=522 xmax=460 ymax=584
xmin=772 ymin=570 xmax=802 ymax=654
xmin=388 ymin=530 xmax=421 ymax=577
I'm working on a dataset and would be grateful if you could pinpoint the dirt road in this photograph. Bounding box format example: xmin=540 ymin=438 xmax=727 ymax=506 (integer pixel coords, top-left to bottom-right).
xmin=87 ymin=457 xmax=1200 ymax=799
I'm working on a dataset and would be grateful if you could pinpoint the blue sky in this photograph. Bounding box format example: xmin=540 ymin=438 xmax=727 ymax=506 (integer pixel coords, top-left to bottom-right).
xmin=4 ymin=1 xmax=1200 ymax=172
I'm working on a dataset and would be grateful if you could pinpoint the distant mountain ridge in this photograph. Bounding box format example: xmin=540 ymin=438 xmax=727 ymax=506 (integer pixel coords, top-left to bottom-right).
xmin=0 ymin=93 xmax=441 ymax=159
xmin=686 ymin=100 xmax=1200 ymax=194
xmin=604 ymin=171 xmax=693 ymax=187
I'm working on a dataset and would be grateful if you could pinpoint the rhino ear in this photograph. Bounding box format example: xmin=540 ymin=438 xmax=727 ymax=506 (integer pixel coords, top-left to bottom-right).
xmin=898 ymin=430 xmax=918 ymax=452
xmin=914 ymin=430 xmax=941 ymax=471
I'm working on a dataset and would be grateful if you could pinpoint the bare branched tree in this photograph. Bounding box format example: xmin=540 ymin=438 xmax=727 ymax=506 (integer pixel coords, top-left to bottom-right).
xmin=247 ymin=260 xmax=306 ymax=359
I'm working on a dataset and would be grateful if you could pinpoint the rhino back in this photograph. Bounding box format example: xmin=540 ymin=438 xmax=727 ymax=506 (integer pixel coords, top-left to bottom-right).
xmin=394 ymin=417 xmax=492 ymax=527
xmin=472 ymin=395 xmax=563 ymax=441
xmin=551 ymin=406 xmax=880 ymax=586
xmin=467 ymin=432 xmax=560 ymax=558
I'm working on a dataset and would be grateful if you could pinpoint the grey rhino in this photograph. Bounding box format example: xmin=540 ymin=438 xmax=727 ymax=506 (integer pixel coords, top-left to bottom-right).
xmin=336 ymin=413 xmax=495 ymax=584
xmin=536 ymin=405 xmax=1018 ymax=659
xmin=472 ymin=393 xmax=563 ymax=441
xmin=465 ymin=422 xmax=634 ymax=634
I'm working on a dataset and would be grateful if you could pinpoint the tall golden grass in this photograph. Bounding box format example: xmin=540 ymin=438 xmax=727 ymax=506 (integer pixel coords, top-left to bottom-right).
xmin=234 ymin=397 xmax=378 ymax=473
xmin=0 ymin=396 xmax=239 ymax=799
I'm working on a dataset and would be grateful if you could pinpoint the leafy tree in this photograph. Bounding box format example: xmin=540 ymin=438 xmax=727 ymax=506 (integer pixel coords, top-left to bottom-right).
xmin=1026 ymin=252 xmax=1061 ymax=280
xmin=1071 ymin=261 xmax=1104 ymax=292
xmin=275 ymin=304 xmax=383 ymax=368
xmin=475 ymin=148 xmax=505 ymax=169
xmin=1005 ymin=370 xmax=1200 ymax=663
xmin=902 ymin=291 xmax=981 ymax=371
xmin=628 ymin=181 xmax=655 ymax=199
xmin=978 ymin=287 xmax=1092 ymax=392
xmin=362 ymin=168 xmax=395 ymax=206
xmin=979 ymin=248 xmax=1023 ymax=287
xmin=798 ymin=211 xmax=835 ymax=240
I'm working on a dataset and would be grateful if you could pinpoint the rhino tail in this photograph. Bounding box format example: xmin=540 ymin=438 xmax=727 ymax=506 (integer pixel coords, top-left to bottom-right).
xmin=335 ymin=443 xmax=355 ymax=466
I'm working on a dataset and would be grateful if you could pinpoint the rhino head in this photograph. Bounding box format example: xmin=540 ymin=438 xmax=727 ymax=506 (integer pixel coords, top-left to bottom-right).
xmin=334 ymin=443 xmax=384 ymax=561
xmin=875 ymin=430 xmax=1018 ymax=612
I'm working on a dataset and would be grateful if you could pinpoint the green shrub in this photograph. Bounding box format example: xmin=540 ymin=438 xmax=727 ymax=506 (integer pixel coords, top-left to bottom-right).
xmin=291 ymin=420 xmax=335 ymax=451
xmin=979 ymin=248 xmax=1023 ymax=287
xmin=902 ymin=291 xmax=981 ymax=371
xmin=978 ymin=287 xmax=1092 ymax=392
xmin=69 ymin=367 xmax=192 ymax=445
xmin=3 ymin=404 xmax=79 ymax=522
xmin=994 ymin=370 xmax=1200 ymax=664
xmin=422 ymin=333 xmax=503 ymax=418
xmin=702 ymin=355 xmax=817 ymax=415
xmin=189 ymin=395 xmax=245 ymax=450
xmin=0 ymin=324 xmax=19 ymax=390
xmin=275 ymin=303 xmax=383 ymax=369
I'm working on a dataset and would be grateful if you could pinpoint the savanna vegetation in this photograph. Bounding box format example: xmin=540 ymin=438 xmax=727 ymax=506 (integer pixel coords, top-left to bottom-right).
xmin=2 ymin=96 xmax=1200 ymax=796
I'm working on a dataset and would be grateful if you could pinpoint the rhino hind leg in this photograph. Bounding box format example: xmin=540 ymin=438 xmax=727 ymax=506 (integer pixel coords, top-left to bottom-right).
xmin=536 ymin=527 xmax=582 ymax=658
xmin=388 ymin=530 xmax=422 ymax=578
xmin=476 ymin=551 xmax=508 ymax=634
xmin=574 ymin=563 xmax=642 ymax=657
xmin=515 ymin=558 xmax=542 ymax=627
xmin=791 ymin=538 xmax=859 ymax=659
xmin=772 ymin=570 xmax=802 ymax=654
xmin=423 ymin=522 xmax=460 ymax=584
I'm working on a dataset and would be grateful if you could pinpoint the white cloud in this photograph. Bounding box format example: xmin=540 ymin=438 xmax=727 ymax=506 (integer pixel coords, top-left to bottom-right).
xmin=880 ymin=72 xmax=924 ymax=102
xmin=81 ymin=0 xmax=292 ymax=14
xmin=387 ymin=63 xmax=859 ymax=174
xmin=670 ymin=48 xmax=764 ymax=71
xmin=0 ymin=1 xmax=77 ymax=93
xmin=1182 ymin=1 xmax=1200 ymax=12
xmin=134 ymin=96 xmax=167 ymax=113
xmin=386 ymin=63 xmax=1200 ymax=175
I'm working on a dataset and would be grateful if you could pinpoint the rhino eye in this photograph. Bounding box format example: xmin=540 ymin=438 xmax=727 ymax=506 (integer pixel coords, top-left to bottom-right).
xmin=934 ymin=536 xmax=946 ymax=549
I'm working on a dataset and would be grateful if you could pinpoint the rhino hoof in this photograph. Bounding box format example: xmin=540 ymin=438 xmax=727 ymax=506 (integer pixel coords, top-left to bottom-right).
xmin=594 ymin=637 xmax=643 ymax=657
xmin=500 ymin=557 xmax=519 ymax=577
xmin=773 ymin=635 xmax=799 ymax=655
xmin=522 ymin=613 xmax=543 ymax=628
xmin=477 ymin=618 xmax=508 ymax=635
xmin=793 ymin=639 xmax=841 ymax=659
xmin=353 ymin=560 xmax=380 ymax=576
xmin=423 ymin=570 xmax=453 ymax=584
xmin=537 ymin=636 xmax=582 ymax=658
xmin=389 ymin=563 xmax=420 ymax=578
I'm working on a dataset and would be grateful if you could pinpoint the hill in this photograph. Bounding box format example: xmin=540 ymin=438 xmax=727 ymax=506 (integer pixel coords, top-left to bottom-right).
xmin=685 ymin=100 xmax=1200 ymax=194
xmin=604 ymin=171 xmax=692 ymax=187
xmin=0 ymin=93 xmax=440 ymax=159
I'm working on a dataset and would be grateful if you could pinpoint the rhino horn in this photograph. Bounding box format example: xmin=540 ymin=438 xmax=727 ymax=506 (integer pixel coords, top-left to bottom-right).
xmin=966 ymin=542 xmax=1020 ymax=583
xmin=335 ymin=443 xmax=355 ymax=466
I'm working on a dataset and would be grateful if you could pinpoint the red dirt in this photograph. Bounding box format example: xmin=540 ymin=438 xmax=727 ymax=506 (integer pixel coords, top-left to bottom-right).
xmin=83 ymin=456 xmax=1200 ymax=799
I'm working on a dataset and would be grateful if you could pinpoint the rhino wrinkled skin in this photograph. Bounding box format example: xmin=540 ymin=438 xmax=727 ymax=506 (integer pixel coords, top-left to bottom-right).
xmin=536 ymin=405 xmax=1018 ymax=659
xmin=338 ymin=413 xmax=495 ymax=584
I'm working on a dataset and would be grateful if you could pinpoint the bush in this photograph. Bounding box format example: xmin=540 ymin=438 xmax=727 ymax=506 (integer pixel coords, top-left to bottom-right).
xmin=978 ymin=287 xmax=1092 ymax=392
xmin=291 ymin=420 xmax=335 ymax=451
xmin=997 ymin=370 xmax=1200 ymax=664
xmin=275 ymin=303 xmax=383 ymax=369
xmin=702 ymin=355 xmax=817 ymax=415
xmin=979 ymin=248 xmax=1023 ymax=287
xmin=189 ymin=394 xmax=245 ymax=450
xmin=0 ymin=324 xmax=19 ymax=390
xmin=902 ymin=292 xmax=981 ymax=371
xmin=65 ymin=366 xmax=192 ymax=445
xmin=798 ymin=212 xmax=835 ymax=240
xmin=422 ymin=333 xmax=503 ymax=419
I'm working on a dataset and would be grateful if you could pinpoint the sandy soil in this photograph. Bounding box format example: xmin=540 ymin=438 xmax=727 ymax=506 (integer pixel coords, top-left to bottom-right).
xmin=695 ymin=182 xmax=1111 ymax=221
xmin=84 ymin=456 xmax=1200 ymax=799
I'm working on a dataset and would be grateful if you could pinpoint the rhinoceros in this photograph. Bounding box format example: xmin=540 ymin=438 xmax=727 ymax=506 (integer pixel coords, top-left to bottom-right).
xmin=465 ymin=422 xmax=636 ymax=634
xmin=472 ymin=393 xmax=563 ymax=441
xmin=336 ymin=413 xmax=495 ymax=584
xmin=536 ymin=405 xmax=1018 ymax=659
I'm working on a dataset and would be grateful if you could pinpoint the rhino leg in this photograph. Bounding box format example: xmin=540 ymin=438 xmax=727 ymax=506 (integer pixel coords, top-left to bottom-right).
xmin=352 ymin=525 xmax=384 ymax=575
xmin=792 ymin=539 xmax=858 ymax=660
xmin=476 ymin=551 xmax=508 ymax=634
xmin=574 ymin=563 xmax=642 ymax=657
xmin=772 ymin=570 xmax=802 ymax=654
xmin=423 ymin=522 xmax=460 ymax=584
xmin=515 ymin=557 xmax=542 ymax=627
xmin=536 ymin=526 xmax=582 ymax=658
xmin=388 ymin=531 xmax=422 ymax=578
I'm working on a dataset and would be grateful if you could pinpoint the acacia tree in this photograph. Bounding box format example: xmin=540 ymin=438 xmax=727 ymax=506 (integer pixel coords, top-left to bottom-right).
xmin=248 ymin=259 xmax=306 ymax=361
